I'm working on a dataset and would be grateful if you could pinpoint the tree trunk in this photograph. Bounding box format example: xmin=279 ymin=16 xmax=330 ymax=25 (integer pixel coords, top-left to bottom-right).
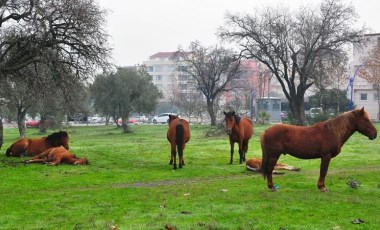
xmin=0 ymin=117 xmax=3 ymax=150
xmin=289 ymin=97 xmax=306 ymax=126
xmin=39 ymin=115 xmax=47 ymax=133
xmin=121 ymin=116 xmax=130 ymax=133
xmin=206 ymin=99 xmax=217 ymax=126
xmin=377 ymin=88 xmax=380 ymax=121
xmin=17 ymin=119 xmax=26 ymax=138
xmin=17 ymin=108 xmax=27 ymax=138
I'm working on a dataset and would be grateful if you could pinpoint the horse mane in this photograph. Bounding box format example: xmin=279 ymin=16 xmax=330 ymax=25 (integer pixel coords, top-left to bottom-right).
xmin=234 ymin=114 xmax=241 ymax=124
xmin=324 ymin=111 xmax=357 ymax=142
xmin=45 ymin=131 xmax=68 ymax=143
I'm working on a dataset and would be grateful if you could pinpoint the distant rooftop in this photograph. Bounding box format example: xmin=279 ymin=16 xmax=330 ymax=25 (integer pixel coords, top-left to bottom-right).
xmin=149 ymin=52 xmax=178 ymax=60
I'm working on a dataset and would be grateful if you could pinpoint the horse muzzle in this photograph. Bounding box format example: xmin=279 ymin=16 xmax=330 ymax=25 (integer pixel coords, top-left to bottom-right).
xmin=369 ymin=132 xmax=377 ymax=140
xmin=226 ymin=129 xmax=232 ymax=135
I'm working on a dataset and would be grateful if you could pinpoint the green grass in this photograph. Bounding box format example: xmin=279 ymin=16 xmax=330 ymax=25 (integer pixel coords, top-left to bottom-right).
xmin=0 ymin=123 xmax=379 ymax=230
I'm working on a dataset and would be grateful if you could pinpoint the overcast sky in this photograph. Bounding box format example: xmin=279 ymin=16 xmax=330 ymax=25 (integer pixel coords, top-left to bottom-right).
xmin=98 ymin=0 xmax=380 ymax=67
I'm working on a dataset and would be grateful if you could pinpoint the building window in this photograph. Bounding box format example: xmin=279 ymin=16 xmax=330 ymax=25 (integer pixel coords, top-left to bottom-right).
xmin=360 ymin=93 xmax=367 ymax=100
xmin=179 ymin=75 xmax=188 ymax=81
xmin=146 ymin=66 xmax=153 ymax=72
xmin=178 ymin=66 xmax=188 ymax=72
xmin=272 ymin=103 xmax=280 ymax=111
xmin=155 ymin=75 xmax=162 ymax=81
xmin=374 ymin=93 xmax=379 ymax=101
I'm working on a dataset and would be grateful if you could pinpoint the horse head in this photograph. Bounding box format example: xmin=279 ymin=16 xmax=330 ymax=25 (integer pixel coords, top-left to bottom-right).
xmin=168 ymin=114 xmax=179 ymax=126
xmin=224 ymin=111 xmax=237 ymax=135
xmin=46 ymin=131 xmax=70 ymax=149
xmin=74 ymin=157 xmax=88 ymax=165
xmin=354 ymin=107 xmax=377 ymax=140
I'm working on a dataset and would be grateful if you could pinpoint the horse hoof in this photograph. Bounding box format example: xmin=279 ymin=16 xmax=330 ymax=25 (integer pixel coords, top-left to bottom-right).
xmin=319 ymin=187 xmax=328 ymax=192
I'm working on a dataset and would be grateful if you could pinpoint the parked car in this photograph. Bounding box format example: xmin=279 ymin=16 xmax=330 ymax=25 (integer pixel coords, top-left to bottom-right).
xmin=117 ymin=118 xmax=139 ymax=125
xmin=136 ymin=115 xmax=148 ymax=123
xmin=310 ymin=107 xmax=323 ymax=118
xmin=26 ymin=120 xmax=40 ymax=128
xmin=152 ymin=113 xmax=177 ymax=124
xmin=128 ymin=118 xmax=139 ymax=124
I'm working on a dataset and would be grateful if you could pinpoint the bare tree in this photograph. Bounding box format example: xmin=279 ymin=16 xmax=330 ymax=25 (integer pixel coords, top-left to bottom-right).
xmin=176 ymin=41 xmax=244 ymax=126
xmin=359 ymin=45 xmax=380 ymax=120
xmin=0 ymin=0 xmax=110 ymax=78
xmin=169 ymin=82 xmax=205 ymax=123
xmin=0 ymin=0 xmax=110 ymax=142
xmin=219 ymin=0 xmax=365 ymax=125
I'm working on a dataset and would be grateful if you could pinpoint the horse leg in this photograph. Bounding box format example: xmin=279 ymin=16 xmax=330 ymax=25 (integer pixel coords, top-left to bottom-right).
xmin=267 ymin=155 xmax=280 ymax=191
xmin=229 ymin=140 xmax=234 ymax=164
xmin=238 ymin=139 xmax=244 ymax=164
xmin=178 ymin=148 xmax=183 ymax=169
xmin=317 ymin=155 xmax=331 ymax=192
xmin=25 ymin=150 xmax=49 ymax=163
xmin=180 ymin=143 xmax=186 ymax=166
xmin=242 ymin=140 xmax=249 ymax=162
xmin=170 ymin=142 xmax=177 ymax=170
xmin=169 ymin=155 xmax=173 ymax=165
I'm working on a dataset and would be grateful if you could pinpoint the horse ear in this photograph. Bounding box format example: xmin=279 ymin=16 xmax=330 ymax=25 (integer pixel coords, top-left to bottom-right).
xmin=169 ymin=114 xmax=172 ymax=118
xmin=223 ymin=111 xmax=227 ymax=115
xmin=359 ymin=107 xmax=365 ymax=116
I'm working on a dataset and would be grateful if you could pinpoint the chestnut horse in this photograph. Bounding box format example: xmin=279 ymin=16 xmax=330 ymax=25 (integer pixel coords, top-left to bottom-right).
xmin=25 ymin=146 xmax=88 ymax=165
xmin=246 ymin=157 xmax=300 ymax=173
xmin=5 ymin=131 xmax=69 ymax=157
xmin=223 ymin=111 xmax=253 ymax=164
xmin=167 ymin=114 xmax=190 ymax=169
xmin=261 ymin=108 xmax=377 ymax=192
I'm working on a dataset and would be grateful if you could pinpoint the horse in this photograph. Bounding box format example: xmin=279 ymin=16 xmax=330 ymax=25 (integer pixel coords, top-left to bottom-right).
xmin=223 ymin=111 xmax=254 ymax=164
xmin=24 ymin=146 xmax=88 ymax=165
xmin=5 ymin=131 xmax=69 ymax=157
xmin=246 ymin=157 xmax=300 ymax=173
xmin=261 ymin=107 xmax=377 ymax=192
xmin=167 ymin=114 xmax=190 ymax=169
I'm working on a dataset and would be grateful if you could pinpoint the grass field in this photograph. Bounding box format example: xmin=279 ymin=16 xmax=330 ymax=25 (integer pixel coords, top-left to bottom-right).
xmin=0 ymin=123 xmax=379 ymax=230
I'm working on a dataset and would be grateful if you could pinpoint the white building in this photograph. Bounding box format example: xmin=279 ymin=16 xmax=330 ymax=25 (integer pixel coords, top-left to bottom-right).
xmin=142 ymin=52 xmax=177 ymax=100
xmin=349 ymin=33 xmax=380 ymax=120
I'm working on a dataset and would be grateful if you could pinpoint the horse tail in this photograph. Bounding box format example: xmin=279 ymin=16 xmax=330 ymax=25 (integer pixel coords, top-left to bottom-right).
xmin=176 ymin=124 xmax=184 ymax=156
xmin=5 ymin=147 xmax=12 ymax=157
xmin=260 ymin=132 xmax=269 ymax=179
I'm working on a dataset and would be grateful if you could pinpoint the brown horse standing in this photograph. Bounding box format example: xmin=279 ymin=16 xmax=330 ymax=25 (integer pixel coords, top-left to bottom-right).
xmin=261 ymin=108 xmax=377 ymax=192
xmin=224 ymin=111 xmax=254 ymax=164
xmin=5 ymin=131 xmax=69 ymax=157
xmin=25 ymin=146 xmax=87 ymax=165
xmin=167 ymin=114 xmax=190 ymax=169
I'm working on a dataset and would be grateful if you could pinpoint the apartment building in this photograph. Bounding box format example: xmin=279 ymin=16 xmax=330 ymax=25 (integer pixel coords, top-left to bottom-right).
xmin=349 ymin=33 xmax=380 ymax=120
xmin=142 ymin=52 xmax=177 ymax=99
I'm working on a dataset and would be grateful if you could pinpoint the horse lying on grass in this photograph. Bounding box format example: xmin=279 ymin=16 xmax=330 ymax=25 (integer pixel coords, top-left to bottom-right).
xmin=261 ymin=107 xmax=377 ymax=192
xmin=246 ymin=157 xmax=300 ymax=174
xmin=6 ymin=131 xmax=69 ymax=157
xmin=24 ymin=146 xmax=88 ymax=166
